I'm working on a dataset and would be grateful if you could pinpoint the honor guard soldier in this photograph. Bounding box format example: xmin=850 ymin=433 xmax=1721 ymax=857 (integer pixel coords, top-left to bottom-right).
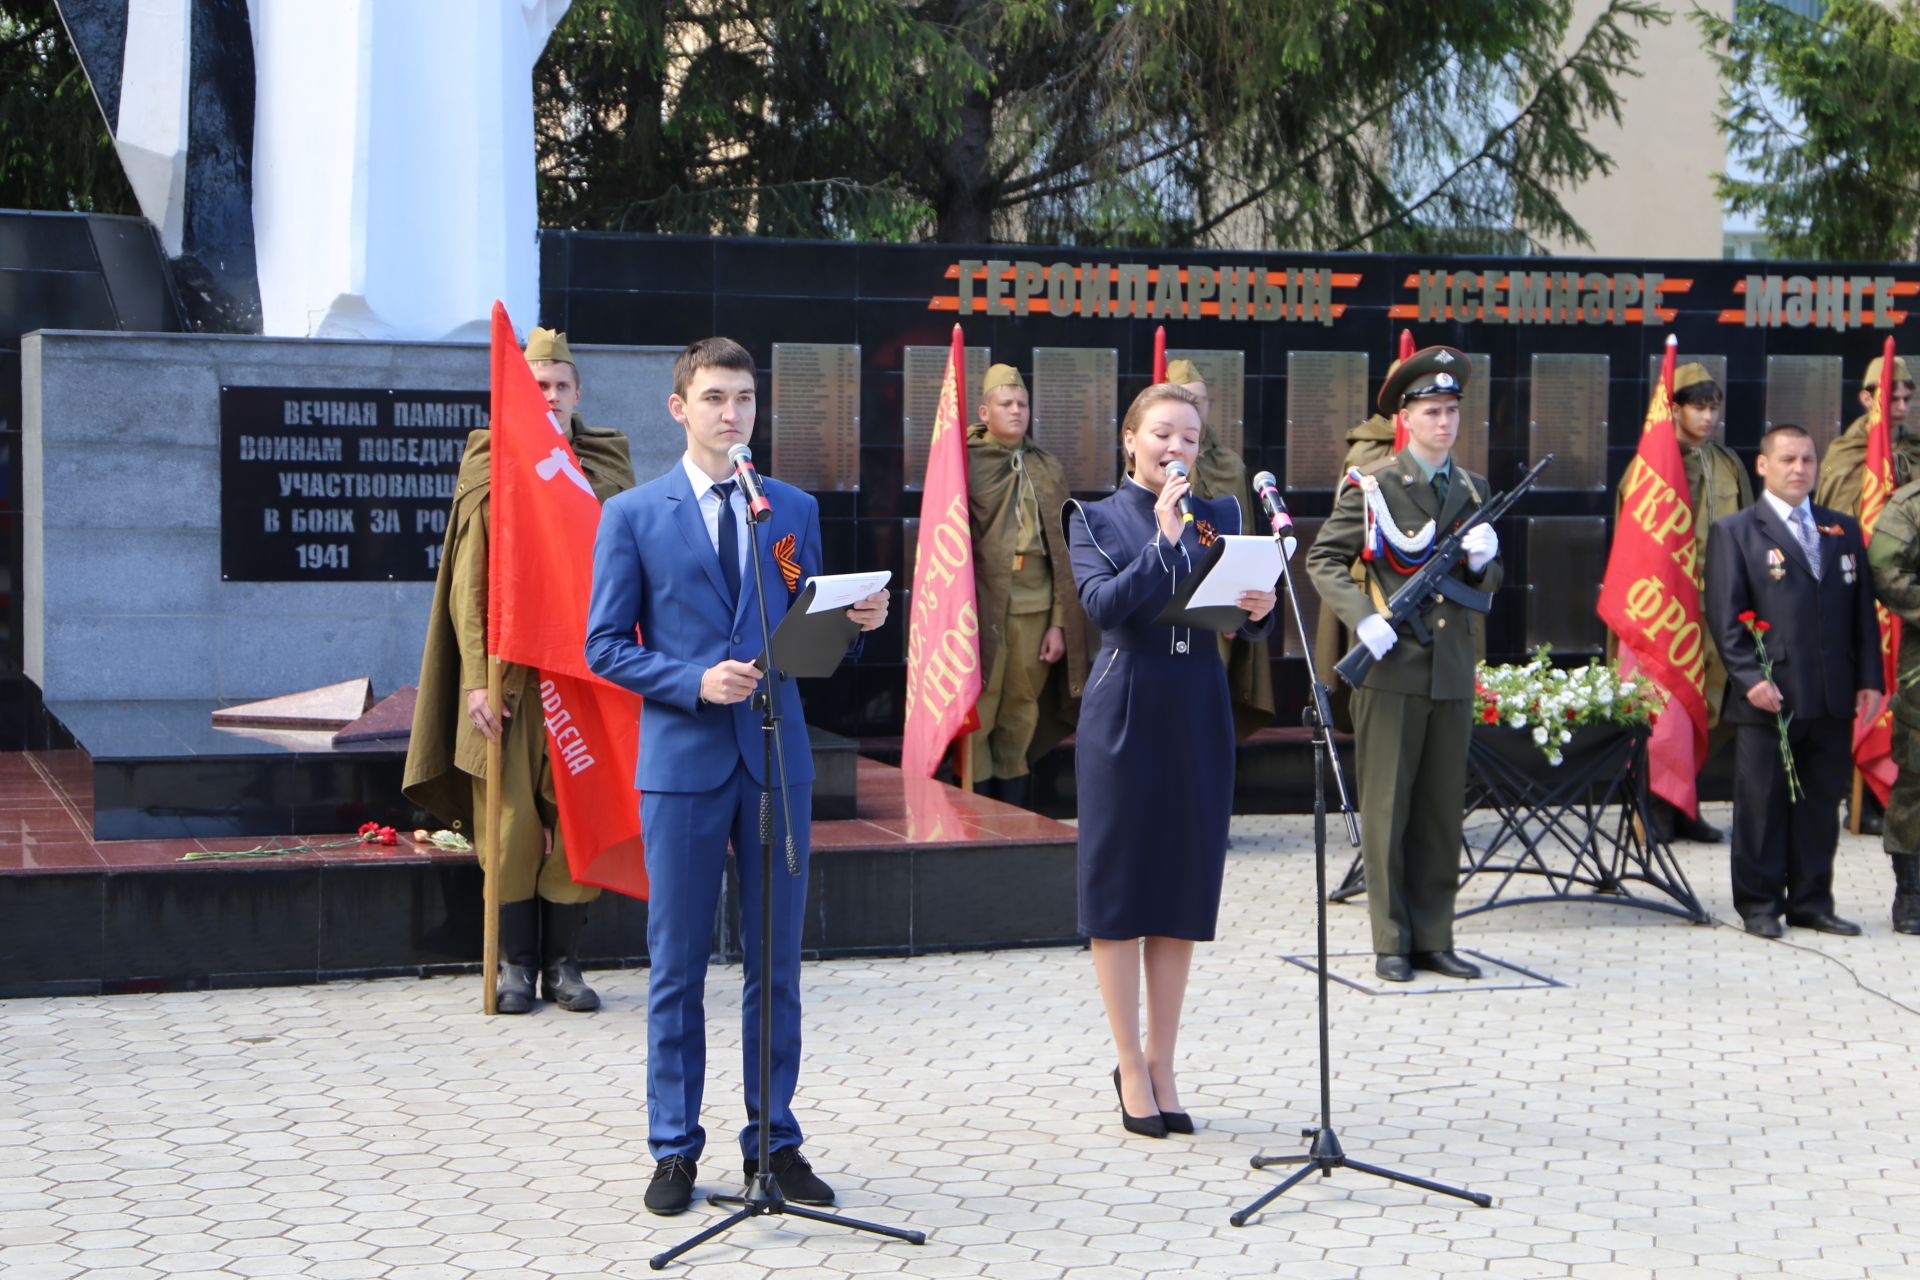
xmin=1307 ymin=347 xmax=1501 ymax=983
xmin=1815 ymin=354 xmax=1915 ymax=835
xmin=966 ymin=364 xmax=1090 ymax=806
xmin=1864 ymin=476 xmax=1920 ymax=935
xmin=403 ymin=328 xmax=636 ymax=1013
xmin=1165 ymin=359 xmax=1275 ymax=738
xmin=1611 ymin=362 xmax=1752 ymax=843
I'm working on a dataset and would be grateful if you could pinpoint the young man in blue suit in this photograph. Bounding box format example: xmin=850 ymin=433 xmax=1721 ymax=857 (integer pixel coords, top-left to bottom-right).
xmin=585 ymin=338 xmax=889 ymax=1216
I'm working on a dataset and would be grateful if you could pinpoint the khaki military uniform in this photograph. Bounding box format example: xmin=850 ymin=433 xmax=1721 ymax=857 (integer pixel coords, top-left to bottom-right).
xmin=1816 ymin=413 xmax=1920 ymax=516
xmin=1307 ymin=451 xmax=1502 ymax=954
xmin=1867 ymin=479 xmax=1920 ymax=852
xmin=403 ymin=417 xmax=635 ymax=904
xmin=966 ymin=427 xmax=1090 ymax=781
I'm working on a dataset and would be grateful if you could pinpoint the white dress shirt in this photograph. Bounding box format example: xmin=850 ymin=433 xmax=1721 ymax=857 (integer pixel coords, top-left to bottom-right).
xmin=1761 ymin=488 xmax=1822 ymax=576
xmin=681 ymin=453 xmax=750 ymax=579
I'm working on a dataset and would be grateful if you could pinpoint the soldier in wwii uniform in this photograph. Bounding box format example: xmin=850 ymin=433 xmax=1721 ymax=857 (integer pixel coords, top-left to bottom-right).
xmin=1864 ymin=477 xmax=1920 ymax=935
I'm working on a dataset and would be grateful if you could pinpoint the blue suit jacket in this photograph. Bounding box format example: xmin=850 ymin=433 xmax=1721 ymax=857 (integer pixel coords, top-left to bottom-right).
xmin=586 ymin=464 xmax=820 ymax=793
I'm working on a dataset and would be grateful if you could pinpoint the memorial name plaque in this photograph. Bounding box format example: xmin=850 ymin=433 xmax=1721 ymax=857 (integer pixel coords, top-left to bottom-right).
xmin=903 ymin=344 xmax=989 ymax=490
xmin=1528 ymin=353 xmax=1609 ymax=488
xmin=1647 ymin=352 xmax=1729 ymax=442
xmin=1526 ymin=517 xmax=1607 ymax=653
xmin=1282 ymin=517 xmax=1327 ymax=659
xmin=1032 ymin=347 xmax=1119 ymax=492
xmin=1284 ymin=351 xmax=1368 ymax=489
xmin=1765 ymin=355 xmax=1844 ymax=453
xmin=220 ymin=385 xmax=488 ymax=582
xmin=771 ymin=343 xmax=861 ymax=491
xmin=1165 ymin=347 xmax=1247 ymax=456
xmin=1455 ymin=352 xmax=1492 ymax=478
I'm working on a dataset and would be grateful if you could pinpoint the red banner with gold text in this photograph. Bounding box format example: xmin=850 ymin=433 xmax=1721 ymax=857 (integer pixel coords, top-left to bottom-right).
xmin=1856 ymin=334 xmax=1902 ymax=805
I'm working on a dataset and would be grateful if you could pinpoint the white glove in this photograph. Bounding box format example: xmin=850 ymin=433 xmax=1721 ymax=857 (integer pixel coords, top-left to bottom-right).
xmin=1462 ymin=523 xmax=1499 ymax=573
xmin=1356 ymin=614 xmax=1398 ymax=660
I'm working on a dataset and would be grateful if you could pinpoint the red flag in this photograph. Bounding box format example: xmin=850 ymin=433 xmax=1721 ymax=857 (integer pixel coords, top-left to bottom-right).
xmin=1856 ymin=335 xmax=1903 ymax=805
xmin=1598 ymin=335 xmax=1709 ymax=816
xmin=902 ymin=325 xmax=982 ymax=778
xmin=487 ymin=302 xmax=647 ymax=898
xmin=1152 ymin=325 xmax=1168 ymax=383
xmin=1390 ymin=328 xmax=1416 ymax=453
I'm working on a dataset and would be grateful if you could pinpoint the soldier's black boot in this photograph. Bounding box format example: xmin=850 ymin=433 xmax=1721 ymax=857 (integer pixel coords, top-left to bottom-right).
xmin=497 ymin=899 xmax=539 ymax=1014
xmin=539 ymin=900 xmax=601 ymax=1012
xmin=996 ymin=773 xmax=1033 ymax=810
xmin=1892 ymin=854 xmax=1920 ymax=935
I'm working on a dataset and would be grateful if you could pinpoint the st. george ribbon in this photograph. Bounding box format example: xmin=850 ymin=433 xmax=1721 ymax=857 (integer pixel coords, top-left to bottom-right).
xmin=1251 ymin=471 xmax=1298 ymax=560
xmin=1165 ymin=459 xmax=1195 ymax=524
xmin=728 ymin=442 xmax=774 ymax=523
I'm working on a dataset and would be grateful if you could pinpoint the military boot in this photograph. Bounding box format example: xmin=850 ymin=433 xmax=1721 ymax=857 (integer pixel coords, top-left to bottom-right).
xmin=540 ymin=900 xmax=601 ymax=1012
xmin=496 ymin=899 xmax=539 ymax=1014
xmin=1892 ymin=854 xmax=1920 ymax=935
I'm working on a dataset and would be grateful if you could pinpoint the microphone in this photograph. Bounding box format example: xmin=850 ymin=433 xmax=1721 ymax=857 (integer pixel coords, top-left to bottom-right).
xmin=727 ymin=443 xmax=773 ymax=523
xmin=1166 ymin=460 xmax=1194 ymax=524
xmin=1252 ymin=470 xmax=1298 ymax=559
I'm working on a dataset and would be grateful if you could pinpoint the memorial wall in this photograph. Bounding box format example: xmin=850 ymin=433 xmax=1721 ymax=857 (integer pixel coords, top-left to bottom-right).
xmin=537 ymin=234 xmax=1915 ymax=740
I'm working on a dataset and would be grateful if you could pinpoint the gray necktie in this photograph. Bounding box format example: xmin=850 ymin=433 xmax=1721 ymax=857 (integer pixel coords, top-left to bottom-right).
xmin=1792 ymin=507 xmax=1821 ymax=578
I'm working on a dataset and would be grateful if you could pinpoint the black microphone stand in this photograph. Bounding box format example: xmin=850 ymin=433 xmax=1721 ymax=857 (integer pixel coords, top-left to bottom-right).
xmin=1231 ymin=522 xmax=1490 ymax=1227
xmin=650 ymin=502 xmax=925 ymax=1270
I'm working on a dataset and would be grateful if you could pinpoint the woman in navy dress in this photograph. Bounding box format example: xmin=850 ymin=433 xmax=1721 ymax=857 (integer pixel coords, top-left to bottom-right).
xmin=1064 ymin=383 xmax=1276 ymax=1137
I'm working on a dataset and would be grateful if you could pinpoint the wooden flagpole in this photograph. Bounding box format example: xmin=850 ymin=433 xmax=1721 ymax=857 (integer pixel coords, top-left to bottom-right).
xmin=959 ymin=731 xmax=975 ymax=793
xmin=482 ymin=657 xmax=504 ymax=1014
xmin=1850 ymin=769 xmax=1864 ymax=836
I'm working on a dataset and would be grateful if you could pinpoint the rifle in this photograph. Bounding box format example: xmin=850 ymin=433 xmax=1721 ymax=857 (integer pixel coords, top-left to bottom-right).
xmin=1332 ymin=455 xmax=1554 ymax=689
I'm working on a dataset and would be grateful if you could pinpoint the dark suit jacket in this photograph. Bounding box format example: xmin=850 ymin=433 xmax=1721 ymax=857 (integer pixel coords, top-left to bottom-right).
xmin=1704 ymin=498 xmax=1882 ymax=725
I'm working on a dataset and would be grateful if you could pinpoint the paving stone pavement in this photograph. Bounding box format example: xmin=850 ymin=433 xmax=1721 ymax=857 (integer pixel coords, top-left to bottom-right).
xmin=4 ymin=807 xmax=1920 ymax=1279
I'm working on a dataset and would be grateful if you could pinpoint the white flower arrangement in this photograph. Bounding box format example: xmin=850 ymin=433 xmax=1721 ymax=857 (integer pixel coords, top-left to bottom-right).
xmin=1474 ymin=646 xmax=1666 ymax=766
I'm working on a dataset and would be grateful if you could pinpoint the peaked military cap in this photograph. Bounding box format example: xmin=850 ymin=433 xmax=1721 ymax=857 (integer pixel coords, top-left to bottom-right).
xmin=1164 ymin=358 xmax=1204 ymax=387
xmin=523 ymin=327 xmax=576 ymax=366
xmin=1865 ymin=354 xmax=1914 ymax=389
xmin=1377 ymin=344 xmax=1469 ymax=413
xmin=982 ymin=363 xmax=1027 ymax=394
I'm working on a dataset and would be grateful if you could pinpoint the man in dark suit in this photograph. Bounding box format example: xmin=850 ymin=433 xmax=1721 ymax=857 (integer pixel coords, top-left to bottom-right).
xmin=1705 ymin=423 xmax=1884 ymax=939
xmin=585 ymin=338 xmax=888 ymax=1216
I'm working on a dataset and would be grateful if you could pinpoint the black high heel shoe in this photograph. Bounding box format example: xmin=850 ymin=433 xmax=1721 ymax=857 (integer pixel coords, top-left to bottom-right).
xmin=1112 ymin=1067 xmax=1168 ymax=1139
xmin=1159 ymin=1110 xmax=1194 ymax=1135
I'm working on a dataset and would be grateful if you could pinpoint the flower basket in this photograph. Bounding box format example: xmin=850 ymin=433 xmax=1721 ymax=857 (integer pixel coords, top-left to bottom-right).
xmin=1473 ymin=647 xmax=1664 ymax=767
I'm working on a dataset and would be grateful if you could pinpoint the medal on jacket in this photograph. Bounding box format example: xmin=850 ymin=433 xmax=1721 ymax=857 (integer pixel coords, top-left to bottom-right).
xmin=1767 ymin=547 xmax=1785 ymax=581
xmin=1841 ymin=551 xmax=1857 ymax=584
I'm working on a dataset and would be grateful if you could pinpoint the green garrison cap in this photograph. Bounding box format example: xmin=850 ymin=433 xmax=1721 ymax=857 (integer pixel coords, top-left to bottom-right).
xmin=1164 ymin=358 xmax=1204 ymax=386
xmin=523 ymin=327 xmax=576 ymax=366
xmin=1865 ymin=354 xmax=1914 ymax=389
xmin=1673 ymin=362 xmax=1715 ymax=394
xmin=982 ymin=363 xmax=1027 ymax=394
xmin=1377 ymin=345 xmax=1469 ymax=413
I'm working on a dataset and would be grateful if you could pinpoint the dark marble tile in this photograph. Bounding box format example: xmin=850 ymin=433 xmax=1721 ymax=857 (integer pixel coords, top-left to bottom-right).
xmin=318 ymin=860 xmax=483 ymax=972
xmin=0 ymin=268 xmax=118 ymax=337
xmin=88 ymin=217 xmax=182 ymax=331
xmin=103 ymin=866 xmax=322 ymax=980
xmin=0 ymin=870 xmax=103 ymax=989
xmin=912 ymin=843 xmax=1079 ymax=950
xmin=806 ymin=848 xmax=912 ymax=954
xmin=565 ymin=289 xmax=715 ymax=348
xmin=579 ymin=889 xmax=650 ymax=965
xmin=568 ymin=233 xmax=717 ymax=295
xmin=715 ymin=238 xmax=856 ymax=299
xmin=0 ymin=211 xmax=98 ymax=273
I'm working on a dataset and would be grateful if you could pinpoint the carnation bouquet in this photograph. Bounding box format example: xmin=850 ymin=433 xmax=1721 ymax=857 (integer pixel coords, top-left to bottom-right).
xmin=1473 ymin=646 xmax=1666 ymax=766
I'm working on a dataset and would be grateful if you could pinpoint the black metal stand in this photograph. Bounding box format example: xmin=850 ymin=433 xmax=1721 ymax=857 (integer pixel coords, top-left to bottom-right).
xmin=1233 ymin=547 xmax=1490 ymax=1228
xmin=650 ymin=511 xmax=924 ymax=1270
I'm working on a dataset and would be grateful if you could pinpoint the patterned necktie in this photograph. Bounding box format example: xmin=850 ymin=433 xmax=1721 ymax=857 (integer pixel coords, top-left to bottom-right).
xmin=714 ymin=480 xmax=741 ymax=600
xmin=1431 ymin=466 xmax=1450 ymax=509
xmin=1792 ymin=507 xmax=1820 ymax=578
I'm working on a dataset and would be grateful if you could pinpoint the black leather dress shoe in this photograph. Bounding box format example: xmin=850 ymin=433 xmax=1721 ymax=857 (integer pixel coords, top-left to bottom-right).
xmin=1742 ymin=914 xmax=1785 ymax=939
xmin=644 ymin=1156 xmax=697 ymax=1216
xmin=1374 ymin=955 xmax=1413 ymax=982
xmin=1786 ymin=912 xmax=1862 ymax=936
xmin=1111 ymin=1068 xmax=1167 ymax=1138
xmin=1411 ymin=950 xmax=1482 ymax=979
xmin=743 ymin=1146 xmax=835 ymax=1205
xmin=1672 ymin=812 xmax=1726 ymax=844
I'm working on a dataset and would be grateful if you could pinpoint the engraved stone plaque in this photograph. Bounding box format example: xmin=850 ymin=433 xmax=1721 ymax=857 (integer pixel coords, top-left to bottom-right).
xmin=1528 ymin=353 xmax=1609 ymax=489
xmin=1165 ymin=347 xmax=1247 ymax=456
xmin=1032 ymin=347 xmax=1119 ymax=492
xmin=1284 ymin=351 xmax=1369 ymax=489
xmin=1455 ymin=352 xmax=1492 ymax=478
xmin=1525 ymin=517 xmax=1608 ymax=653
xmin=771 ymin=343 xmax=861 ymax=491
xmin=1282 ymin=517 xmax=1327 ymax=659
xmin=1765 ymin=354 xmax=1845 ymax=454
xmin=1647 ymin=352 xmax=1730 ymax=442
xmin=903 ymin=344 xmax=989 ymax=490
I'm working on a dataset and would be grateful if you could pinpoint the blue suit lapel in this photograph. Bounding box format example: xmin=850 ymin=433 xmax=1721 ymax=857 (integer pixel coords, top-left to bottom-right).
xmin=733 ymin=511 xmax=792 ymax=631
xmin=667 ymin=464 xmax=733 ymax=606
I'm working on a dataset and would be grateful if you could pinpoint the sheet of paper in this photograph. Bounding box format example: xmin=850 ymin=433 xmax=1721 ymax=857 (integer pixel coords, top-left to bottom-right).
xmin=806 ymin=570 xmax=893 ymax=614
xmin=1186 ymin=536 xmax=1283 ymax=610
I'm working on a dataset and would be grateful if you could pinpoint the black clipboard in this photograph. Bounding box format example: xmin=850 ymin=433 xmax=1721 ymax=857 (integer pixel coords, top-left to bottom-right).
xmin=1152 ymin=537 xmax=1255 ymax=634
xmin=754 ymin=582 xmax=863 ymax=677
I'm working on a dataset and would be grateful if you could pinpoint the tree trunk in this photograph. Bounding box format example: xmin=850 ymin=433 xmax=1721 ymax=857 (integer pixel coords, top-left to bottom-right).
xmin=933 ymin=87 xmax=995 ymax=243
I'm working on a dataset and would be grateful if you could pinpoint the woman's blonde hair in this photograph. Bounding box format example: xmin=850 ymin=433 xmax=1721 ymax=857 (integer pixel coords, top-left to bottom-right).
xmin=1121 ymin=383 xmax=1204 ymax=471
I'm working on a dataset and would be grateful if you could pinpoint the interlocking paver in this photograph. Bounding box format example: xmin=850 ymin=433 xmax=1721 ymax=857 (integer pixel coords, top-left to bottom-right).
xmin=3 ymin=811 xmax=1920 ymax=1276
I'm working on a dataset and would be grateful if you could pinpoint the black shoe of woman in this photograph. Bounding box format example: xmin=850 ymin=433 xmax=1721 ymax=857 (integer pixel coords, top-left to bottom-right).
xmin=1112 ymin=1067 xmax=1167 ymax=1139
xmin=1159 ymin=1110 xmax=1194 ymax=1135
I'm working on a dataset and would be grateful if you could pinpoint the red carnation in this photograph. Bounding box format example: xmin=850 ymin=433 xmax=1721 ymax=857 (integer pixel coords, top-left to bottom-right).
xmin=1482 ymin=706 xmax=1499 ymax=724
xmin=1756 ymin=620 xmax=1770 ymax=633
xmin=1737 ymin=609 xmax=1756 ymax=625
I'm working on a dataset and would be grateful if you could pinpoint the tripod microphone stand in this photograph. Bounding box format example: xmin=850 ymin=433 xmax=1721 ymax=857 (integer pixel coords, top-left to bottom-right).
xmin=650 ymin=504 xmax=925 ymax=1270
xmin=1230 ymin=526 xmax=1491 ymax=1227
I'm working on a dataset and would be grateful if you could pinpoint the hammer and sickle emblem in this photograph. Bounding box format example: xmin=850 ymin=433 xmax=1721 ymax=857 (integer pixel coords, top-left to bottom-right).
xmin=535 ymin=447 xmax=595 ymax=498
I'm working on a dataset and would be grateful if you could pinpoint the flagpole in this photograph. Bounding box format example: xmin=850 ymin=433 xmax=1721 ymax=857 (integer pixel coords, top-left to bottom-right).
xmin=959 ymin=733 xmax=975 ymax=793
xmin=482 ymin=656 xmax=504 ymax=1015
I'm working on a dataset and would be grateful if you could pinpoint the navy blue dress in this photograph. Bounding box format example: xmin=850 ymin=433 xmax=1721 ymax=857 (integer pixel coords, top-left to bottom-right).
xmin=1064 ymin=481 xmax=1274 ymax=941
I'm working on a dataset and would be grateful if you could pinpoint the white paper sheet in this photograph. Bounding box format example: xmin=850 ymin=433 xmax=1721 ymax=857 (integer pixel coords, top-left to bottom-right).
xmin=806 ymin=570 xmax=893 ymax=614
xmin=1185 ymin=536 xmax=1283 ymax=610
